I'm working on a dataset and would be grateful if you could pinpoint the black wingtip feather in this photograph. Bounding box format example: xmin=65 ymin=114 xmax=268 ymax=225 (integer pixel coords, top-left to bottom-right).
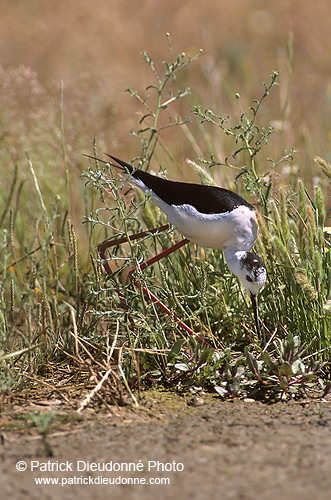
xmin=84 ymin=153 xmax=134 ymax=174
xmin=104 ymin=154 xmax=134 ymax=173
xmin=83 ymin=153 xmax=109 ymax=165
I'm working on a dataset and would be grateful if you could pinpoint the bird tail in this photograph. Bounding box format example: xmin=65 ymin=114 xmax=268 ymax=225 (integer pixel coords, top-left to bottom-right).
xmin=84 ymin=153 xmax=134 ymax=174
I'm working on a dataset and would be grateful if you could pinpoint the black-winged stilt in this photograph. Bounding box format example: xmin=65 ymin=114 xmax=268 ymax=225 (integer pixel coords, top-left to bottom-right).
xmin=86 ymin=154 xmax=267 ymax=342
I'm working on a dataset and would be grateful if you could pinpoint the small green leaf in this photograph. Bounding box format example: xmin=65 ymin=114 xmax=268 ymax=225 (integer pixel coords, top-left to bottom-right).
xmin=198 ymin=348 xmax=214 ymax=365
xmin=245 ymin=351 xmax=260 ymax=376
xmin=261 ymin=352 xmax=279 ymax=375
xmin=279 ymin=362 xmax=293 ymax=378
xmin=167 ymin=339 xmax=185 ymax=362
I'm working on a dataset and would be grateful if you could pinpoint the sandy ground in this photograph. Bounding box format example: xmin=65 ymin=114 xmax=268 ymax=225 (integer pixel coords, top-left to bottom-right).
xmin=1 ymin=390 xmax=331 ymax=500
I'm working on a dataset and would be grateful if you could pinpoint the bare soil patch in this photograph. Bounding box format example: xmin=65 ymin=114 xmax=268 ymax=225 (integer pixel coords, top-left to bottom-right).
xmin=1 ymin=390 xmax=331 ymax=499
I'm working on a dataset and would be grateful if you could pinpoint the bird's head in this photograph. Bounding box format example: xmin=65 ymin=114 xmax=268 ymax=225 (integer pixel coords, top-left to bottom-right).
xmin=224 ymin=250 xmax=267 ymax=296
xmin=224 ymin=250 xmax=267 ymax=341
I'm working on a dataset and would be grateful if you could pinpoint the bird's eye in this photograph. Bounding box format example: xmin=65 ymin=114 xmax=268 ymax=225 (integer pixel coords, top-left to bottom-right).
xmin=246 ymin=275 xmax=253 ymax=283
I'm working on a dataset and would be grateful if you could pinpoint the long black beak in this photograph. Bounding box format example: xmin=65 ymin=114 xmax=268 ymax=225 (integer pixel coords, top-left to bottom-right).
xmin=250 ymin=293 xmax=264 ymax=345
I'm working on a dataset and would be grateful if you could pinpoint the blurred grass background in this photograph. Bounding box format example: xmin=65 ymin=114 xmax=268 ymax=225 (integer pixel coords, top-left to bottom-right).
xmin=1 ymin=0 xmax=331 ymax=399
xmin=1 ymin=1 xmax=331 ymax=223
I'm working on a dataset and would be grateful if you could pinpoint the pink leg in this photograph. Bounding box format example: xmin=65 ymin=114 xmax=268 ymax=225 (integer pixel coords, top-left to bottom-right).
xmin=99 ymin=224 xmax=170 ymax=275
xmin=98 ymin=227 xmax=213 ymax=348
xmin=128 ymin=238 xmax=193 ymax=333
xmin=98 ymin=225 xmax=170 ymax=313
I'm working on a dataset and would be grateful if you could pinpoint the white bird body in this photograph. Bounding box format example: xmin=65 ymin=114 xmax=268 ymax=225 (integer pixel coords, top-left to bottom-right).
xmin=131 ymin=171 xmax=258 ymax=251
xmin=142 ymin=195 xmax=258 ymax=251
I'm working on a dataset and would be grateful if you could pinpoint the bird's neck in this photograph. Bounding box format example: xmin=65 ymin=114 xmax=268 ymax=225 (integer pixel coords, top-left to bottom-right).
xmin=223 ymin=250 xmax=246 ymax=276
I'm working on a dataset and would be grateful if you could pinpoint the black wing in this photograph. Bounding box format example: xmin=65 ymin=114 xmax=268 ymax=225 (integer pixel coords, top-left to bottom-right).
xmin=91 ymin=154 xmax=254 ymax=215
xmin=133 ymin=170 xmax=254 ymax=214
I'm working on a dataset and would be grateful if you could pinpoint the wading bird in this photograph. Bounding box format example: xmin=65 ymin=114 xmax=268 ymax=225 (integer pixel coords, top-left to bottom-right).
xmin=86 ymin=154 xmax=267 ymax=342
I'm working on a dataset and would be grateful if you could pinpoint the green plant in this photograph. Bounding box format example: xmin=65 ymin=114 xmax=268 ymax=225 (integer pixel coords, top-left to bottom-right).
xmin=245 ymin=333 xmax=325 ymax=399
xmin=27 ymin=411 xmax=56 ymax=456
xmin=127 ymin=35 xmax=201 ymax=166
xmin=1 ymin=39 xmax=330 ymax=409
